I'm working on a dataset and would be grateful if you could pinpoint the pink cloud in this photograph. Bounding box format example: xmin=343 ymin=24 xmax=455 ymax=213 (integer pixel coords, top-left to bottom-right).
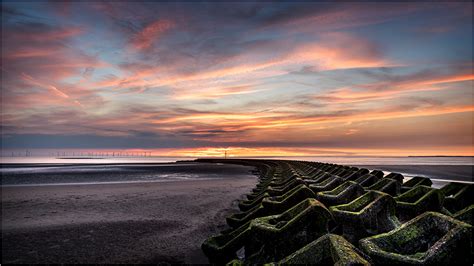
xmin=93 ymin=31 xmax=390 ymax=98
xmin=130 ymin=19 xmax=174 ymax=50
xmin=1 ymin=22 xmax=110 ymax=114
xmin=288 ymin=32 xmax=393 ymax=70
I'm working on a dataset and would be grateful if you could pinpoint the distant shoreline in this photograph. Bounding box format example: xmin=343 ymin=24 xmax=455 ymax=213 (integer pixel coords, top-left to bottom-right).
xmin=406 ymin=155 xmax=473 ymax=158
xmin=57 ymin=157 xmax=104 ymax=159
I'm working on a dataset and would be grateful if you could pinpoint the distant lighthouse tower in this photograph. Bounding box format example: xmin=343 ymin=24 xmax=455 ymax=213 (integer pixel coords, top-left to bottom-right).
xmin=224 ymin=150 xmax=227 ymax=159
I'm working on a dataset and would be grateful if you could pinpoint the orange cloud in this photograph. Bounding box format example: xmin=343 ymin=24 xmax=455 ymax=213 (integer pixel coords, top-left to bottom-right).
xmin=317 ymin=73 xmax=474 ymax=103
xmin=166 ymin=105 xmax=474 ymax=134
xmin=172 ymin=85 xmax=267 ymax=100
xmin=94 ymin=32 xmax=392 ymax=98
xmin=290 ymin=32 xmax=394 ymax=70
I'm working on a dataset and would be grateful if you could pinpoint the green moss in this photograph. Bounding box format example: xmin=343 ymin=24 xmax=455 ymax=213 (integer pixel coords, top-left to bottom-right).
xmin=316 ymin=181 xmax=365 ymax=207
xmin=325 ymin=181 xmax=353 ymax=195
xmin=262 ymin=184 xmax=316 ymax=213
xmin=330 ymin=191 xmax=399 ymax=243
xmin=276 ymin=234 xmax=370 ymax=265
xmin=454 ymin=204 xmax=474 ymax=225
xmin=402 ymin=176 xmax=433 ymax=188
xmin=225 ymin=259 xmax=243 ymax=266
xmin=360 ymin=212 xmax=472 ymax=265
xmin=201 ymin=159 xmax=472 ymax=265
xmin=247 ymin=198 xmax=333 ymax=262
xmin=308 ymin=176 xmax=343 ymax=193
xmin=333 ymin=191 xmax=376 ymax=213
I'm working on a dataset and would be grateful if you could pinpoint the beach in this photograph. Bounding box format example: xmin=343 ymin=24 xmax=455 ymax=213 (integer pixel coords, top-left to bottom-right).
xmin=1 ymin=164 xmax=258 ymax=264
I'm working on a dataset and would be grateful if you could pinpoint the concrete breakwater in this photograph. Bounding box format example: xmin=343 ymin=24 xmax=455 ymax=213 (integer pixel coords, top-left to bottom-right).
xmin=199 ymin=159 xmax=473 ymax=265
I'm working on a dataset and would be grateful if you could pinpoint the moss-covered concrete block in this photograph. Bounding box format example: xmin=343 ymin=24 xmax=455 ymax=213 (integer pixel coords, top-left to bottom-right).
xmin=302 ymin=172 xmax=332 ymax=185
xmin=359 ymin=212 xmax=472 ymax=265
xmin=440 ymin=182 xmax=474 ymax=214
xmin=262 ymin=184 xmax=316 ymax=214
xmin=202 ymin=159 xmax=472 ymax=264
xmin=250 ymin=187 xmax=267 ymax=196
xmin=401 ymin=176 xmax=433 ymax=193
xmin=230 ymin=185 xmax=318 ymax=228
xmin=225 ymin=259 xmax=243 ymax=266
xmin=266 ymin=178 xmax=305 ymax=196
xmin=249 ymin=183 xmax=270 ymax=197
xmin=247 ymin=198 xmax=332 ymax=263
xmin=370 ymin=170 xmax=385 ymax=179
xmin=239 ymin=192 xmax=270 ymax=212
xmin=308 ymin=175 xmax=344 ymax=193
xmin=227 ymin=203 xmax=269 ymax=228
xmin=454 ymin=204 xmax=474 ymax=225
xmin=268 ymin=173 xmax=299 ymax=187
xmin=316 ymin=181 xmax=365 ymax=207
xmin=343 ymin=168 xmax=370 ymax=181
xmin=355 ymin=173 xmax=381 ymax=188
xmin=329 ymin=167 xmax=346 ymax=176
xmin=368 ymin=178 xmax=401 ymax=196
xmin=330 ymin=191 xmax=400 ymax=243
xmin=384 ymin=172 xmax=404 ymax=183
xmin=395 ymin=185 xmax=444 ymax=222
xmin=202 ymin=221 xmax=252 ymax=264
xmin=275 ymin=234 xmax=371 ymax=265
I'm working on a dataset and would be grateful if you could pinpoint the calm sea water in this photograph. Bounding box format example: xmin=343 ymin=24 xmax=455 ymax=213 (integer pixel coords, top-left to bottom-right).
xmin=1 ymin=156 xmax=471 ymax=187
xmin=1 ymin=155 xmax=472 ymax=165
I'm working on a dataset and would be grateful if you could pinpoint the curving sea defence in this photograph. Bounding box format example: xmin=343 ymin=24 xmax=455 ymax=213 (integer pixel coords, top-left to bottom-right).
xmin=199 ymin=159 xmax=473 ymax=265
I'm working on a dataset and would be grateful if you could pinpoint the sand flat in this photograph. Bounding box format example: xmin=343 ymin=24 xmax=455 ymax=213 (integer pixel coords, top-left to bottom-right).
xmin=1 ymin=177 xmax=257 ymax=264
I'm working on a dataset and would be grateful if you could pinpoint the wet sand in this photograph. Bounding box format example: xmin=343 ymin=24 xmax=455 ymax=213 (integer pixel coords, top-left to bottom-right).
xmin=1 ymin=175 xmax=257 ymax=263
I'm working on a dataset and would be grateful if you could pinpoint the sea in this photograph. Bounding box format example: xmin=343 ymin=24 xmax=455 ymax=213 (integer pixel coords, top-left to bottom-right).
xmin=1 ymin=156 xmax=472 ymax=187
xmin=1 ymin=155 xmax=473 ymax=165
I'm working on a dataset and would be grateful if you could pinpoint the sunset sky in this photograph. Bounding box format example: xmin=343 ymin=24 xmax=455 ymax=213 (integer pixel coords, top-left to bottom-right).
xmin=1 ymin=2 xmax=473 ymax=157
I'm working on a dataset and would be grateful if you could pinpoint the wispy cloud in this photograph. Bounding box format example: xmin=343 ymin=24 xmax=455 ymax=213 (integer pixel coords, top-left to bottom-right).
xmin=1 ymin=2 xmax=472 ymax=155
xmin=315 ymin=70 xmax=473 ymax=103
xmin=130 ymin=19 xmax=174 ymax=50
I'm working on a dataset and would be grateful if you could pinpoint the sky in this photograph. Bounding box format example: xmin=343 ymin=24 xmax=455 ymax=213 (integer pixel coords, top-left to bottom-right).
xmin=1 ymin=1 xmax=473 ymax=157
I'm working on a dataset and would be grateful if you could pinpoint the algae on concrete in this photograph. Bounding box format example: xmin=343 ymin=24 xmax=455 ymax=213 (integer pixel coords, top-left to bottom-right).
xmin=368 ymin=178 xmax=401 ymax=196
xmin=316 ymin=181 xmax=365 ymax=207
xmin=276 ymin=234 xmax=371 ymax=265
xmin=355 ymin=173 xmax=381 ymax=188
xmin=454 ymin=204 xmax=474 ymax=225
xmin=261 ymin=184 xmax=316 ymax=214
xmin=308 ymin=175 xmax=344 ymax=193
xmin=246 ymin=198 xmax=332 ymax=263
xmin=201 ymin=159 xmax=474 ymax=265
xmin=359 ymin=212 xmax=472 ymax=265
xmin=395 ymin=185 xmax=444 ymax=222
xmin=440 ymin=182 xmax=473 ymax=214
xmin=401 ymin=176 xmax=433 ymax=193
xmin=330 ymin=191 xmax=400 ymax=243
xmin=202 ymin=221 xmax=252 ymax=264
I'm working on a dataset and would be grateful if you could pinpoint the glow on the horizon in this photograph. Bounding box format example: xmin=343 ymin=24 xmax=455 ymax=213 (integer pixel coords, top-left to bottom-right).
xmin=162 ymin=147 xmax=474 ymax=157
